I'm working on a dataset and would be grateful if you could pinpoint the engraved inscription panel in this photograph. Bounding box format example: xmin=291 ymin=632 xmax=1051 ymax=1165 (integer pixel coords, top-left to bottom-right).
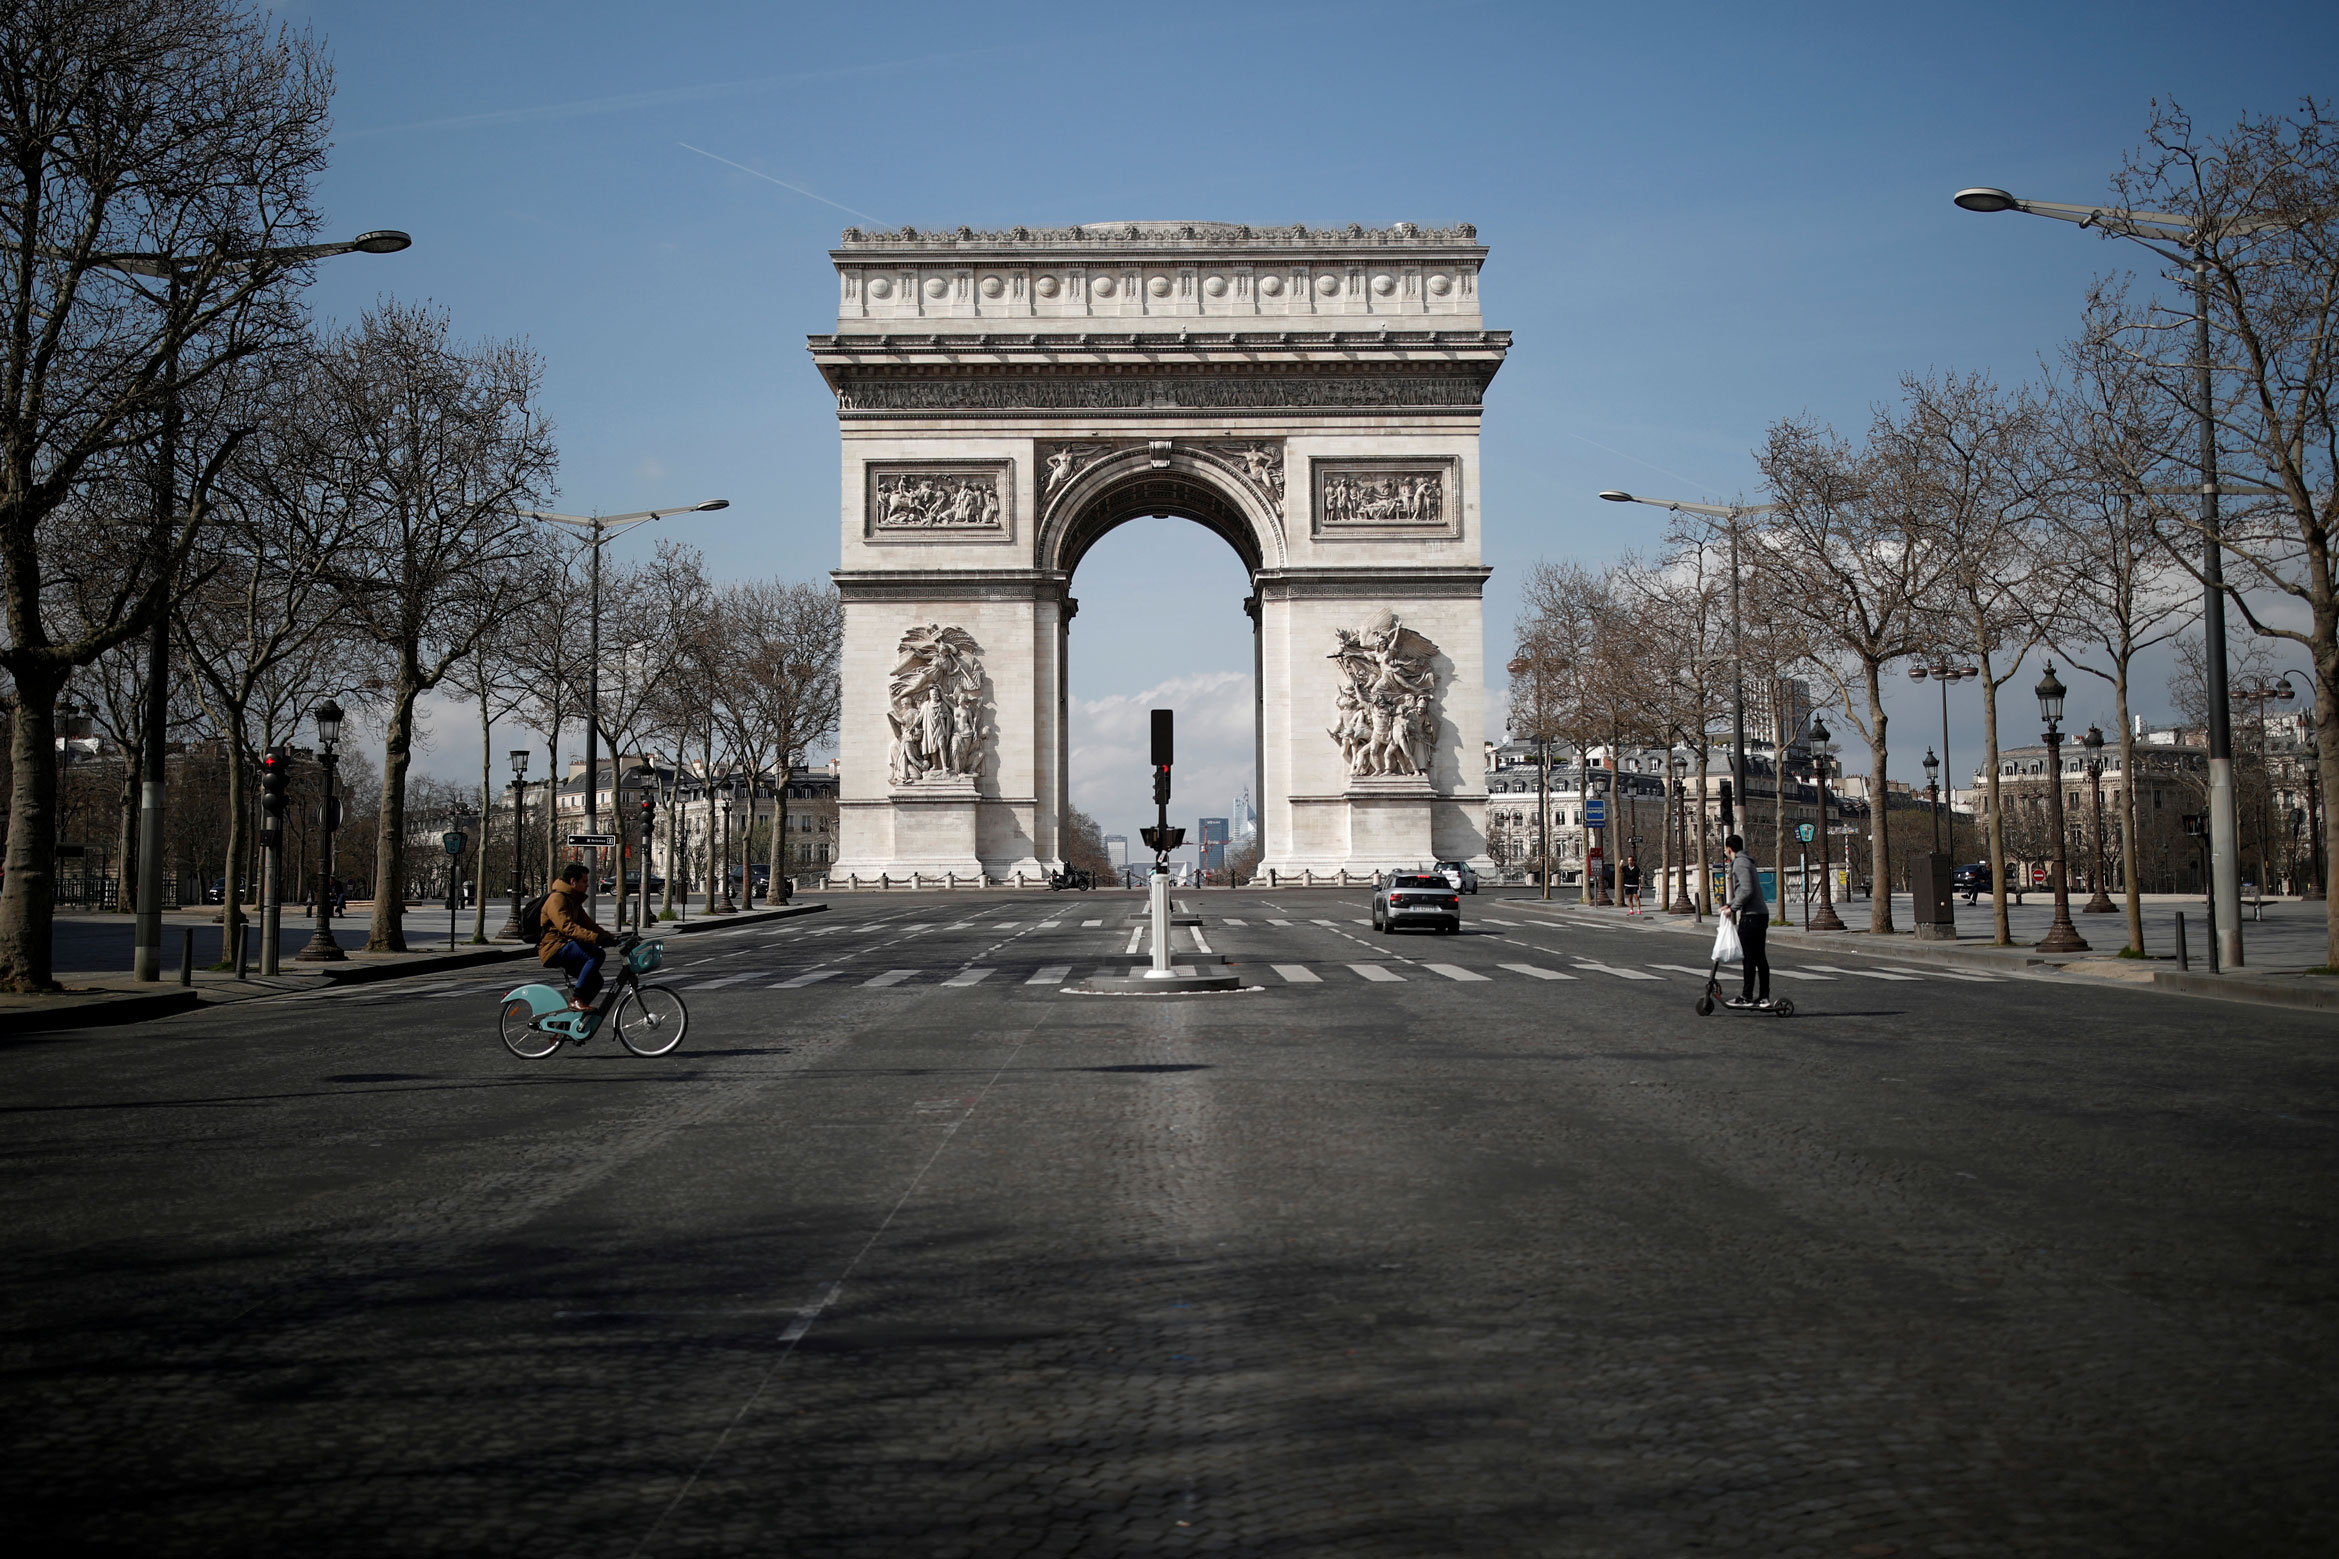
xmin=1310 ymin=457 xmax=1461 ymax=540
xmin=865 ymin=463 xmax=1013 ymax=541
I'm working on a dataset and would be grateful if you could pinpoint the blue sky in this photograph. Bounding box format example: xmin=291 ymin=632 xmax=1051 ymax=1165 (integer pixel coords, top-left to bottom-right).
xmin=282 ymin=0 xmax=2336 ymax=848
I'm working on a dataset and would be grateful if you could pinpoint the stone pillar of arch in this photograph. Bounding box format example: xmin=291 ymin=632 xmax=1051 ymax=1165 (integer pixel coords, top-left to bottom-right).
xmin=812 ymin=221 xmax=1507 ymax=885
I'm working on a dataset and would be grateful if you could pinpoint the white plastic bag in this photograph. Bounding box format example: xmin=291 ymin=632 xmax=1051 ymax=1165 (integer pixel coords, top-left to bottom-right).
xmin=1711 ymin=915 xmax=1744 ymax=966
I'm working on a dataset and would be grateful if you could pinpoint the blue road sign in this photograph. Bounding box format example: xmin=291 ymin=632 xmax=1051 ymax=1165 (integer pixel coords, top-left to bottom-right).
xmin=1583 ymin=797 xmax=1607 ymax=827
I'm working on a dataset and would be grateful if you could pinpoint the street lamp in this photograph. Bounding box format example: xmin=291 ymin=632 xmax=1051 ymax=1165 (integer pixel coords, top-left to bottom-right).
xmin=1808 ymin=717 xmax=1846 ymax=931
xmin=294 ymin=699 xmax=348 ymax=962
xmin=518 ymin=498 xmax=728 ymax=917
xmin=1599 ymin=489 xmax=1779 ymax=835
xmin=2081 ymin=725 xmax=2117 ymax=914
xmin=1668 ymin=752 xmax=1695 ymax=913
xmin=716 ymin=775 xmax=738 ymax=914
xmin=497 ymin=749 xmax=531 ymax=940
xmin=2233 ymin=674 xmax=2296 ymax=907
xmin=1908 ymin=658 xmax=1976 ymax=857
xmin=116 ymin=228 xmax=411 ymax=981
xmin=1507 ymin=650 xmax=1557 ymax=902
xmin=1953 ymin=187 xmax=2293 ymax=969
xmin=1922 ymin=747 xmax=1942 ymax=854
xmin=2033 ymin=664 xmax=2090 ymax=953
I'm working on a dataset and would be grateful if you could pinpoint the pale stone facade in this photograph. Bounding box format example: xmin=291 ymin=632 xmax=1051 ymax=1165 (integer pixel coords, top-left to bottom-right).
xmin=813 ymin=221 xmax=1507 ymax=883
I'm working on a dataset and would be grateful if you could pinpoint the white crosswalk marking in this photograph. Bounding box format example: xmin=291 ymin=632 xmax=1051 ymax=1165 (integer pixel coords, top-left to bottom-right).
xmin=1649 ymin=963 xmax=1715 ymax=977
xmin=1349 ymin=964 xmax=1404 ymax=982
xmin=1573 ymin=961 xmax=1660 ymax=980
xmin=1771 ymin=968 xmax=1834 ymax=980
xmin=1123 ymin=926 xmax=1145 ymax=955
xmin=992 ymin=923 xmax=1020 ymax=931
xmin=942 ymin=968 xmax=993 ymax=986
xmin=1272 ymin=964 xmax=1321 ymax=983
xmin=1268 ymin=918 xmax=1293 ymax=926
xmin=1498 ymin=962 xmax=1576 ymax=980
xmin=1081 ymin=919 xmax=1103 ymax=927
xmin=1805 ymin=964 xmax=1917 ymax=981
xmin=1879 ymin=964 xmax=2000 ymax=981
xmin=1027 ymin=965 xmax=1071 ymax=985
xmin=1223 ymin=918 xmax=1248 ymax=926
xmin=1036 ymin=922 xmax=1062 ymax=930
xmin=686 ymin=970 xmax=772 ymax=990
xmin=864 ymin=968 xmax=919 ymax=987
xmin=1423 ymin=963 xmax=1490 ymax=982
xmin=1482 ymin=918 xmax=1520 ymax=927
xmin=1310 ymin=918 xmax=1337 ymax=926
xmin=771 ymin=969 xmax=838 ymax=988
xmin=1352 ymin=919 xmax=1373 ymax=926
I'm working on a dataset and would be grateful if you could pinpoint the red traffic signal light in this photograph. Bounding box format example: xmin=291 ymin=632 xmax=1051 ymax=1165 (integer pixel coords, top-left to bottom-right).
xmin=259 ymin=746 xmax=290 ymax=805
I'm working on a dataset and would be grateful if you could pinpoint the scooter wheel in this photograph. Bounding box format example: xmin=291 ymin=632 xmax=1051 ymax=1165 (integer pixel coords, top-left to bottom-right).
xmin=1694 ymin=995 xmax=1714 ymax=1017
xmin=1771 ymin=998 xmax=1794 ymax=1017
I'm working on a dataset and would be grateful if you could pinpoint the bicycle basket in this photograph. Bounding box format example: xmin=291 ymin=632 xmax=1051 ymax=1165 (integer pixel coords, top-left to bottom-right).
xmin=626 ymin=940 xmax=665 ymax=973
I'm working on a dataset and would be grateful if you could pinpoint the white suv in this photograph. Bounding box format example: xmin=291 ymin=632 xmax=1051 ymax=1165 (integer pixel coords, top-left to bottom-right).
xmin=1435 ymin=859 xmax=1479 ymax=895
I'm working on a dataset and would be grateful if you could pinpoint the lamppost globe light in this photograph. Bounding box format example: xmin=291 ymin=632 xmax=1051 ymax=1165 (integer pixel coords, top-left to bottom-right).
xmin=351 ymin=229 xmax=413 ymax=254
xmin=1923 ymin=748 xmax=1940 ymax=782
xmin=2035 ymin=663 xmax=2066 ymax=724
xmin=314 ymin=698 xmax=344 ymax=749
xmin=693 ymin=499 xmax=730 ymax=511
xmin=1597 ymin=490 xmax=1634 ymax=503
xmin=1910 ymin=664 xmax=1928 ymax=680
xmin=2083 ymin=724 xmax=2104 ymax=754
xmin=509 ymin=748 xmax=529 ymax=776
xmin=1953 ymin=187 xmax=2019 ymax=213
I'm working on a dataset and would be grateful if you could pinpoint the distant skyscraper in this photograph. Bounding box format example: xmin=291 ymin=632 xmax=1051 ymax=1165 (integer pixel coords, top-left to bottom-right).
xmin=1230 ymin=786 xmax=1258 ymax=842
xmin=1105 ymin=834 xmax=1128 ymax=870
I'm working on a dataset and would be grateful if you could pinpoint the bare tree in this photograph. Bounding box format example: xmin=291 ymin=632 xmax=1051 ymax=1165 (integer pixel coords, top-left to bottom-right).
xmin=2089 ymin=100 xmax=2339 ymax=965
xmin=304 ymin=301 xmax=556 ymax=952
xmin=1758 ymin=409 xmax=1956 ymax=933
xmin=0 ymin=0 xmax=331 ymax=988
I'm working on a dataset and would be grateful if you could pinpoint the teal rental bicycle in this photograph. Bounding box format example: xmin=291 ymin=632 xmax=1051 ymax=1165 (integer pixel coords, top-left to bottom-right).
xmin=500 ymin=933 xmax=688 ymax=1058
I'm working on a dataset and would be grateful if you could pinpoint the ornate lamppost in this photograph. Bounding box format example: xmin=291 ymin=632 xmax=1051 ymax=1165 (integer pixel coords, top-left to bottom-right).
xmin=294 ymin=700 xmax=348 ymax=962
xmin=1668 ymin=752 xmax=1694 ymax=914
xmin=2081 ymin=725 xmax=2117 ymax=914
xmin=495 ymin=749 xmax=530 ymax=940
xmin=1922 ymin=747 xmax=1942 ymax=855
xmin=716 ymin=776 xmax=738 ymax=913
xmin=1808 ymin=717 xmax=1846 ymax=931
xmin=2034 ymin=664 xmax=2090 ymax=953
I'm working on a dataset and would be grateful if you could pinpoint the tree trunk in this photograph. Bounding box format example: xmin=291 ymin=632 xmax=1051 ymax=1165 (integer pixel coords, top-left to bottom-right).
xmin=1864 ymin=660 xmax=1894 ymax=934
xmin=368 ymin=679 xmax=419 ymax=952
xmin=1660 ymin=748 xmax=1675 ymax=913
xmin=472 ymin=689 xmax=491 ymax=943
xmin=116 ymin=746 xmax=140 ymax=914
xmin=2315 ymin=630 xmax=2339 ymax=970
xmin=217 ymin=733 xmax=248 ymax=965
xmin=1771 ymin=727 xmax=1788 ymax=916
xmin=771 ymin=760 xmax=789 ymax=901
xmin=1694 ymin=740 xmax=1712 ymax=919
xmin=0 ymin=682 xmax=63 ymax=990
xmin=2114 ymin=663 xmax=2144 ymax=955
xmin=1977 ymin=655 xmax=2011 ymax=947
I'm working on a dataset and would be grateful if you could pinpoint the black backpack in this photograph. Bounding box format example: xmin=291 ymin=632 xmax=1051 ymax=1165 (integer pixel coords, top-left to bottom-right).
xmin=517 ymin=893 xmax=548 ymax=943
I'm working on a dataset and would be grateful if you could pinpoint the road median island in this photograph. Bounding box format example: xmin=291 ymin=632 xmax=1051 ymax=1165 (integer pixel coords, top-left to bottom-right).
xmin=0 ymin=987 xmax=202 ymax=1037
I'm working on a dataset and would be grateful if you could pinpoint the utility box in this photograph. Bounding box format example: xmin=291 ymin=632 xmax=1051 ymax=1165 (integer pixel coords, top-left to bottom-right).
xmin=1911 ymin=851 xmax=1956 ymax=939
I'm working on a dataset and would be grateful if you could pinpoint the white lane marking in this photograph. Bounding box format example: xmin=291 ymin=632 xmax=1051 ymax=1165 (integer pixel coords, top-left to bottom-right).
xmin=1081 ymin=919 xmax=1103 ymax=928
xmin=771 ymin=969 xmax=839 ymax=988
xmin=1499 ymin=962 xmax=1577 ymax=980
xmin=686 ymin=970 xmax=774 ymax=990
xmin=992 ymin=922 xmax=1020 ymax=931
xmin=864 ymin=968 xmax=919 ymax=987
xmin=1123 ymin=926 xmax=1145 ymax=955
xmin=1573 ymin=961 xmax=1661 ymax=980
xmin=1482 ymin=918 xmax=1520 ymax=927
xmin=1272 ymin=964 xmax=1321 ymax=983
xmin=1352 ymin=919 xmax=1373 ymax=926
xmin=1027 ymin=965 xmax=1071 ymax=985
xmin=1771 ymin=968 xmax=1834 ymax=981
xmin=1268 ymin=918 xmax=1294 ymax=926
xmin=1423 ymin=962 xmax=1490 ymax=982
xmin=942 ymin=968 xmax=993 ymax=986
xmin=1649 ymin=963 xmax=1717 ymax=977
xmin=1190 ymin=926 xmax=1215 ymax=954
xmin=1310 ymin=918 xmax=1337 ymax=926
xmin=1349 ymin=964 xmax=1405 ymax=982
xmin=944 ymin=922 xmax=976 ymax=930
xmin=1805 ymin=964 xmax=1918 ymax=981
xmin=1037 ymin=921 xmax=1062 ymax=930
xmin=778 ymin=1282 xmax=843 ymax=1344
xmin=1223 ymin=918 xmax=1248 ymax=926
xmin=1878 ymin=964 xmax=2001 ymax=982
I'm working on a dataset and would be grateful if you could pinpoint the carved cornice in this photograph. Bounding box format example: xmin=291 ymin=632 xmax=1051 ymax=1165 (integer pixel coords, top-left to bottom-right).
xmin=835 ymin=220 xmax=1482 ymax=252
xmin=832 ymin=568 xmax=1068 ymax=603
xmin=1255 ymin=566 xmax=1492 ymax=602
xmin=810 ymin=329 xmax=1510 ymax=357
xmin=831 ymin=372 xmax=1492 ymax=414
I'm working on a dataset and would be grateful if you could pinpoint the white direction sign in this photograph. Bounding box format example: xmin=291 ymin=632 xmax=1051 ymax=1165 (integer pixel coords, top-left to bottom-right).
xmin=568 ymin=832 xmax=619 ymax=848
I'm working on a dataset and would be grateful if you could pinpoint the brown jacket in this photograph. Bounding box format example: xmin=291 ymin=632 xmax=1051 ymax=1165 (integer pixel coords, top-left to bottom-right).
xmin=537 ymin=881 xmax=612 ymax=965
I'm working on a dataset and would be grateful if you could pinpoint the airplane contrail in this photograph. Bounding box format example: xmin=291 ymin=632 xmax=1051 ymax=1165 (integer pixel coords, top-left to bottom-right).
xmin=677 ymin=143 xmax=888 ymax=228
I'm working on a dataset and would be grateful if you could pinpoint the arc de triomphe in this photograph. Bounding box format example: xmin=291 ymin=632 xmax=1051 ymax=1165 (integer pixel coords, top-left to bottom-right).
xmin=813 ymin=221 xmax=1507 ymax=884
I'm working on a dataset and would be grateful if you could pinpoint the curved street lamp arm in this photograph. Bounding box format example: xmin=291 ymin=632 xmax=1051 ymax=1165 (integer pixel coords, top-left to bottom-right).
xmin=1595 ymin=490 xmax=1779 ymax=520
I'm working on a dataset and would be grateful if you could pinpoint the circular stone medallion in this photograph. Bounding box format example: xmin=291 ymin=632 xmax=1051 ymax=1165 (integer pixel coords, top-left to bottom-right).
xmin=1258 ymin=274 xmax=1284 ymax=297
xmin=866 ymin=276 xmax=893 ymax=299
xmin=979 ymin=274 xmax=1004 ymax=298
xmin=1092 ymin=275 xmax=1117 ymax=298
xmin=1203 ymin=275 xmax=1228 ymax=297
xmin=1147 ymin=274 xmax=1172 ymax=298
xmin=1315 ymin=273 xmax=1341 ymax=297
xmin=922 ymin=276 xmax=948 ymax=300
xmin=1035 ymin=274 xmax=1061 ymax=298
xmin=1427 ymin=273 xmax=1453 ymax=296
xmin=1371 ymin=273 xmax=1396 ymax=296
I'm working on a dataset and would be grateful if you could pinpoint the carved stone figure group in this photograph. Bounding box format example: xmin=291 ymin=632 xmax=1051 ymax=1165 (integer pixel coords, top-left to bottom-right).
xmin=875 ymin=473 xmax=1003 ymax=529
xmin=1327 ymin=611 xmax=1440 ymax=779
xmin=1322 ymin=471 xmax=1442 ymax=526
xmin=887 ymin=624 xmax=987 ymax=786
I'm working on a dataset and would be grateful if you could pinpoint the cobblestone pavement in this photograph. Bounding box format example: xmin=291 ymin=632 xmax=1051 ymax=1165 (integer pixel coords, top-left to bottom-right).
xmin=4 ymin=891 xmax=2334 ymax=1556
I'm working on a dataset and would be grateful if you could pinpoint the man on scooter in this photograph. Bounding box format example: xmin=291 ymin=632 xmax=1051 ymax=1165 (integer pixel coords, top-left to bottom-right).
xmin=538 ymin=861 xmax=617 ymax=1012
xmin=1723 ymin=835 xmax=1772 ymax=1010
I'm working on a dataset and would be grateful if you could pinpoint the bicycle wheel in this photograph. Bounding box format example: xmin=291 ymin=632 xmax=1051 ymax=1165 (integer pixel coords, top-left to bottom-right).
xmin=615 ymin=983 xmax=688 ymax=1056
xmin=500 ymin=998 xmax=561 ymax=1059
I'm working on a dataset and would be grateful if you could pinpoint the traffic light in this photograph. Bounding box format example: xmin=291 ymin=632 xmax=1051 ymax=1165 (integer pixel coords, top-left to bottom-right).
xmin=638 ymin=790 xmax=656 ymax=839
xmin=259 ymin=747 xmax=290 ymax=812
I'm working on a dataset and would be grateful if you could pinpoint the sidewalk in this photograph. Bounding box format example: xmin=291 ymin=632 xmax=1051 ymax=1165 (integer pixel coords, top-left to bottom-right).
xmin=3 ymin=900 xmax=826 ymax=1036
xmin=1497 ymin=891 xmax=2338 ymax=1015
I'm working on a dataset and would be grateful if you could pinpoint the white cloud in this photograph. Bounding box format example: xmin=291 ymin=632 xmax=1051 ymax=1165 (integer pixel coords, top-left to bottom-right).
xmin=1071 ymin=671 xmax=1255 ymax=849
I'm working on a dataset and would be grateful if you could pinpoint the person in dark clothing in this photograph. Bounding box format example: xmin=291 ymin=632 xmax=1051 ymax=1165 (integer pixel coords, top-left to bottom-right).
xmin=1723 ymin=834 xmax=1771 ymax=1008
xmin=537 ymin=861 xmax=616 ymax=1011
xmin=1621 ymin=855 xmax=1643 ymax=916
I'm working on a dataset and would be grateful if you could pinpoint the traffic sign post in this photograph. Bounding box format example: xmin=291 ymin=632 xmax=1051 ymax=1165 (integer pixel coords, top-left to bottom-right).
xmin=1583 ymin=797 xmax=1607 ymax=828
xmin=442 ymin=830 xmax=467 ymax=950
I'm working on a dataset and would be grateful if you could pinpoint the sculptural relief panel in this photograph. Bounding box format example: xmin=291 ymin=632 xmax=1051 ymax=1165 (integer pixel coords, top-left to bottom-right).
xmin=865 ymin=463 xmax=1013 ymax=542
xmin=887 ymin=624 xmax=989 ymax=788
xmin=1327 ymin=610 xmax=1442 ymax=780
xmin=1310 ymin=457 xmax=1461 ymax=540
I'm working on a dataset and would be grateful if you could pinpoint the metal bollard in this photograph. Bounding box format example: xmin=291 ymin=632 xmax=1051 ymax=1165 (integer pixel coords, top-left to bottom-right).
xmin=234 ymin=923 xmax=249 ymax=982
xmin=2175 ymin=911 xmax=2187 ymax=972
xmin=179 ymin=926 xmax=195 ymax=986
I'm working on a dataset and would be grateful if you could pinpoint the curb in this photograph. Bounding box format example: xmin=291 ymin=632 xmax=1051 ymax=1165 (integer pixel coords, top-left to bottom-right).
xmin=2 ymin=987 xmax=201 ymax=1036
xmin=662 ymin=902 xmax=828 ymax=935
xmin=2150 ymin=969 xmax=2339 ymax=1013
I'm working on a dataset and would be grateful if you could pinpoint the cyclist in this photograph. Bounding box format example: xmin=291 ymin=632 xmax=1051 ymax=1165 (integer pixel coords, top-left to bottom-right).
xmin=538 ymin=861 xmax=617 ymax=1012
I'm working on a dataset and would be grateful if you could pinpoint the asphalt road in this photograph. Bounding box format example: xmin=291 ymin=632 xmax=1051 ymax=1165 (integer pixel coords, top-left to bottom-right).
xmin=4 ymin=890 xmax=2334 ymax=1557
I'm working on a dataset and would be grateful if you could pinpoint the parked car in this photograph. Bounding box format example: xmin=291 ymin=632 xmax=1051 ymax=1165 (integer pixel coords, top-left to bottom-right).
xmin=1434 ymin=859 xmax=1480 ymax=895
xmin=1372 ymin=871 xmax=1462 ymax=934
xmin=1951 ymin=861 xmax=1992 ymax=896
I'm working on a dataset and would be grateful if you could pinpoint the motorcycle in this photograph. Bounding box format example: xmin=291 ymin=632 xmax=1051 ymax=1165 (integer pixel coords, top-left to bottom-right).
xmin=1047 ymin=866 xmax=1093 ymax=891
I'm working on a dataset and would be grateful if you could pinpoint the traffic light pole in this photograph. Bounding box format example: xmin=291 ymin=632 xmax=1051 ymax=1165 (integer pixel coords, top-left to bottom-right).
xmin=259 ymin=746 xmax=288 ymax=976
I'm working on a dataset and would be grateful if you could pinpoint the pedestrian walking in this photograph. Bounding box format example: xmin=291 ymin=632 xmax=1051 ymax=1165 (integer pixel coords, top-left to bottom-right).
xmin=1722 ymin=835 xmax=1771 ymax=1009
xmin=1622 ymin=855 xmax=1642 ymax=915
